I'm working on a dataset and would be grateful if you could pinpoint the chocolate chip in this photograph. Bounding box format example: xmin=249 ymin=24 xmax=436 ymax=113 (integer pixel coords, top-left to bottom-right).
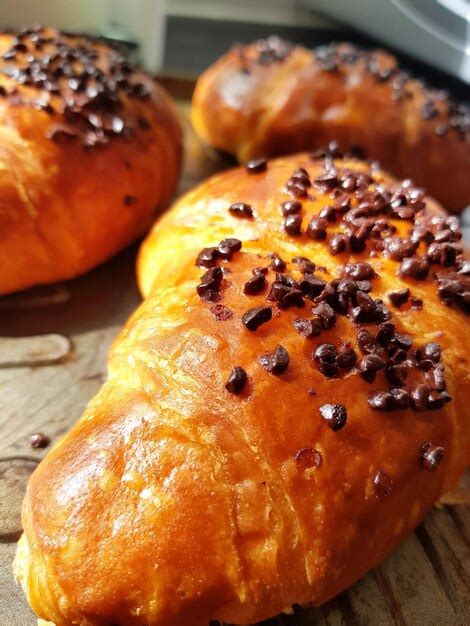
xmin=286 ymin=179 xmax=309 ymax=197
xmin=268 ymin=277 xmax=304 ymax=308
xmin=319 ymin=205 xmax=336 ymax=222
xmin=421 ymin=443 xmax=445 ymax=471
xmin=314 ymin=343 xmax=339 ymax=378
xmin=376 ymin=322 xmax=395 ymax=347
xmin=384 ymin=363 xmax=407 ymax=386
xmin=229 ymin=202 xmax=254 ymax=219
xmin=411 ymin=384 xmax=431 ymax=411
xmin=367 ymin=390 xmax=395 ymax=411
xmin=373 ymin=470 xmax=393 ymax=498
xmin=258 ymin=344 xmax=289 ymax=375
xmin=225 ymin=366 xmax=248 ymax=394
xmin=299 ymin=275 xmax=326 ymax=299
xmin=294 ymin=447 xmax=322 ymax=468
xmin=436 ymin=272 xmax=470 ymax=313
xmin=426 ymin=390 xmax=450 ymax=410
xmin=293 ymin=318 xmax=323 ymax=338
xmin=357 ymin=354 xmax=385 ymax=382
xmin=245 ymin=157 xmax=267 ymax=173
xmin=292 ymin=167 xmax=310 ymax=183
xmin=196 ymin=246 xmax=219 ymax=268
xmin=388 ymin=288 xmax=410 ymax=307
xmin=284 ymin=214 xmax=303 ymax=236
xmin=336 ymin=343 xmax=357 ymax=369
xmin=269 ymin=253 xmax=286 ymax=271
xmin=292 ymin=256 xmax=315 ymax=274
xmin=357 ymin=328 xmax=382 ymax=354
xmin=390 ymin=387 xmax=410 ymax=409
xmin=123 ymin=194 xmax=136 ymax=206
xmin=350 ymin=291 xmax=377 ymax=322
xmin=398 ymin=257 xmax=429 ymax=281
xmin=217 ymin=238 xmax=242 ymax=260
xmin=210 ymin=304 xmax=233 ymax=321
xmin=319 ymin=403 xmax=347 ymax=431
xmin=281 ymin=200 xmax=302 ymax=216
xmin=384 ymin=237 xmax=419 ymax=261
xmin=196 ymin=267 xmax=223 ymax=302
xmin=30 ymin=432 xmax=50 ymax=449
xmin=306 ymin=216 xmax=328 ymax=240
xmin=329 ymin=233 xmax=349 ymax=255
xmin=389 ymin=334 xmax=412 ymax=353
xmin=416 ymin=343 xmax=441 ymax=363
xmin=313 ymin=172 xmax=339 ymax=192
xmin=343 ymin=262 xmax=375 ymax=280
xmin=426 ymin=242 xmax=458 ymax=267
xmin=312 ymin=301 xmax=336 ymax=329
xmin=242 ymin=306 xmax=272 ymax=331
xmin=243 ymin=271 xmax=266 ymax=295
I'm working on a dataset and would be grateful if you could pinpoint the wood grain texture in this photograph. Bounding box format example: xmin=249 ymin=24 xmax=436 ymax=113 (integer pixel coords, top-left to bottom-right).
xmin=0 ymin=100 xmax=468 ymax=626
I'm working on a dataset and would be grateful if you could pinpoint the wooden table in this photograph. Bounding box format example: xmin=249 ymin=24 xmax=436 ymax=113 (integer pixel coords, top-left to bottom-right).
xmin=0 ymin=100 xmax=468 ymax=626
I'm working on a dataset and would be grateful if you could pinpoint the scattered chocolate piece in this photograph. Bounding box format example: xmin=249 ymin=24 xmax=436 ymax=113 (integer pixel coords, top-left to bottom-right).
xmin=312 ymin=301 xmax=336 ymax=329
xmin=390 ymin=387 xmax=410 ymax=409
xmin=242 ymin=306 xmax=272 ymax=331
xmin=343 ymin=262 xmax=375 ymax=280
xmin=284 ymin=214 xmax=303 ymax=236
xmin=196 ymin=267 xmax=223 ymax=302
xmin=228 ymin=202 xmax=254 ymax=219
xmin=294 ymin=447 xmax=322 ymax=468
xmin=436 ymin=272 xmax=470 ymax=313
xmin=258 ymin=344 xmax=289 ymax=375
xmin=281 ymin=200 xmax=302 ymax=216
xmin=336 ymin=343 xmax=357 ymax=369
xmin=269 ymin=253 xmax=287 ymax=271
xmin=245 ymin=157 xmax=267 ymax=173
xmin=217 ymin=238 xmax=242 ymax=260
xmin=373 ymin=470 xmax=393 ymax=498
xmin=314 ymin=343 xmax=339 ymax=378
xmin=196 ymin=247 xmax=219 ymax=268
xmin=210 ymin=304 xmax=233 ymax=321
xmin=319 ymin=403 xmax=347 ymax=431
xmin=243 ymin=270 xmax=266 ymax=295
xmin=29 ymin=432 xmax=50 ymax=449
xmin=367 ymin=390 xmax=395 ymax=411
xmin=416 ymin=343 xmax=441 ymax=362
xmin=293 ymin=318 xmax=323 ymax=338
xmin=292 ymin=256 xmax=315 ymax=274
xmin=421 ymin=443 xmax=445 ymax=471
xmin=225 ymin=366 xmax=248 ymax=394
xmin=329 ymin=233 xmax=349 ymax=255
xmin=388 ymin=288 xmax=410 ymax=307
xmin=398 ymin=257 xmax=429 ymax=280
xmin=411 ymin=384 xmax=431 ymax=411
xmin=306 ymin=216 xmax=328 ymax=240
xmin=319 ymin=205 xmax=336 ymax=222
xmin=356 ymin=353 xmax=386 ymax=382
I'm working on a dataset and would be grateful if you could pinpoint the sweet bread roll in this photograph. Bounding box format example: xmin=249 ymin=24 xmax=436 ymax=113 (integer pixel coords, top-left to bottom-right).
xmin=191 ymin=38 xmax=470 ymax=212
xmin=0 ymin=26 xmax=181 ymax=295
xmin=15 ymin=151 xmax=469 ymax=625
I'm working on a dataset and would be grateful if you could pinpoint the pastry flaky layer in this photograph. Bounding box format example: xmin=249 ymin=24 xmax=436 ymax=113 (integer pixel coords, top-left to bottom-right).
xmin=0 ymin=26 xmax=181 ymax=295
xmin=16 ymin=152 xmax=469 ymax=625
xmin=191 ymin=38 xmax=470 ymax=213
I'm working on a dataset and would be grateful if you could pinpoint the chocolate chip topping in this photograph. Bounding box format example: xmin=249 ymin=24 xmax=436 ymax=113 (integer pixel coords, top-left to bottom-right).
xmin=217 ymin=238 xmax=242 ymax=260
xmin=294 ymin=447 xmax=322 ymax=468
xmin=421 ymin=443 xmax=445 ymax=471
xmin=388 ymin=288 xmax=410 ymax=307
xmin=306 ymin=216 xmax=328 ymax=240
xmin=0 ymin=27 xmax=155 ymax=147
xmin=373 ymin=470 xmax=393 ymax=498
xmin=242 ymin=306 xmax=272 ymax=331
xmin=319 ymin=403 xmax=347 ymax=431
xmin=196 ymin=267 xmax=223 ymax=302
xmin=229 ymin=202 xmax=254 ymax=219
xmin=269 ymin=253 xmax=286 ymax=271
xmin=293 ymin=318 xmax=323 ymax=338
xmin=196 ymin=247 xmax=219 ymax=269
xmin=284 ymin=214 xmax=303 ymax=236
xmin=243 ymin=270 xmax=267 ymax=295
xmin=245 ymin=157 xmax=267 ymax=173
xmin=225 ymin=366 xmax=248 ymax=394
xmin=398 ymin=257 xmax=429 ymax=281
xmin=29 ymin=432 xmax=51 ymax=449
xmin=258 ymin=344 xmax=289 ymax=375
xmin=281 ymin=200 xmax=302 ymax=216
xmin=343 ymin=262 xmax=376 ymax=280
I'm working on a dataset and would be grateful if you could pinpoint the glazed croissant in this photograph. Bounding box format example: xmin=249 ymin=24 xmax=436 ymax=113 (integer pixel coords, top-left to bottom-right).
xmin=16 ymin=150 xmax=469 ymax=625
xmin=191 ymin=38 xmax=470 ymax=212
xmin=0 ymin=26 xmax=181 ymax=295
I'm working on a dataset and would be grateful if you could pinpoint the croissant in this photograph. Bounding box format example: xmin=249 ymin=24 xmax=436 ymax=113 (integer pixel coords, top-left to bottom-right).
xmin=191 ymin=37 xmax=470 ymax=213
xmin=15 ymin=150 xmax=469 ymax=625
xmin=0 ymin=26 xmax=181 ymax=295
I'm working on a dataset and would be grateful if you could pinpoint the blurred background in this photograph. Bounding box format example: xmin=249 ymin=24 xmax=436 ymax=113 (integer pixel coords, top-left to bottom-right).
xmin=0 ymin=0 xmax=468 ymax=95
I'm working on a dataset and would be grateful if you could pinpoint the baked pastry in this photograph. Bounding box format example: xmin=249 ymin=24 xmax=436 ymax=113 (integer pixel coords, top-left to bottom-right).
xmin=0 ymin=26 xmax=181 ymax=295
xmin=191 ymin=37 xmax=470 ymax=212
xmin=15 ymin=150 xmax=469 ymax=625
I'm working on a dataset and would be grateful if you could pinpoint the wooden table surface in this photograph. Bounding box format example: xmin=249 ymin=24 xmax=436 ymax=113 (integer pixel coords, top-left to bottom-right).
xmin=0 ymin=100 xmax=468 ymax=626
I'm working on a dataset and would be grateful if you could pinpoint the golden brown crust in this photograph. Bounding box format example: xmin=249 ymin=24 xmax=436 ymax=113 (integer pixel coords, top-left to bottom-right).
xmin=16 ymin=153 xmax=469 ymax=625
xmin=191 ymin=38 xmax=470 ymax=212
xmin=0 ymin=27 xmax=182 ymax=295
